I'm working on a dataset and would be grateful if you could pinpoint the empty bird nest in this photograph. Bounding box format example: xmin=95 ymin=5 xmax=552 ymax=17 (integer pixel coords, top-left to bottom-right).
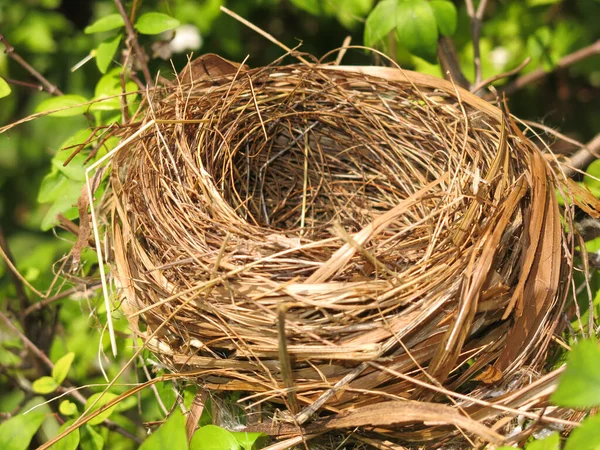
xmin=88 ymin=53 xmax=598 ymax=448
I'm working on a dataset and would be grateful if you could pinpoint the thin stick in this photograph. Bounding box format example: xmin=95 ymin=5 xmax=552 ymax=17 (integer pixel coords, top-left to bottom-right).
xmin=369 ymin=361 xmax=579 ymax=428
xmin=334 ymin=36 xmax=351 ymax=66
xmin=499 ymin=40 xmax=600 ymax=96
xmin=220 ymin=6 xmax=310 ymax=65
xmin=465 ymin=0 xmax=490 ymax=86
xmin=437 ymin=36 xmax=471 ymax=90
xmin=562 ymin=133 xmax=600 ymax=177
xmin=23 ymin=282 xmax=103 ymax=317
xmin=0 ymin=33 xmax=63 ymax=95
xmin=113 ymin=0 xmax=153 ymax=87
xmin=472 ymin=57 xmax=531 ymax=93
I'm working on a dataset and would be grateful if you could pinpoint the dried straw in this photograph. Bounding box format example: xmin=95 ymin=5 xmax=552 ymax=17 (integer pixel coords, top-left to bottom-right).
xmin=100 ymin=56 xmax=586 ymax=447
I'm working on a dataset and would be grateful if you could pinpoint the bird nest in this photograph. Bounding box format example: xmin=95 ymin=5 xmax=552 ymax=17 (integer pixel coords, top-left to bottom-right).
xmin=99 ymin=55 xmax=586 ymax=447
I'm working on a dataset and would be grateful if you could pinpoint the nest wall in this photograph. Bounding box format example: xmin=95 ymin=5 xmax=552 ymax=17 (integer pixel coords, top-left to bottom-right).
xmin=106 ymin=59 xmax=573 ymax=445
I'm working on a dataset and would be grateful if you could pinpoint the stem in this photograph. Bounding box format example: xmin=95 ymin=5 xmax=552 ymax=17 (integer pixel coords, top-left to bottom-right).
xmin=500 ymin=40 xmax=600 ymax=96
xmin=465 ymin=0 xmax=489 ymax=87
xmin=0 ymin=34 xmax=63 ymax=96
xmin=22 ymin=282 xmax=103 ymax=317
xmin=113 ymin=0 xmax=153 ymax=87
xmin=437 ymin=36 xmax=471 ymax=89
xmin=563 ymin=133 xmax=600 ymax=178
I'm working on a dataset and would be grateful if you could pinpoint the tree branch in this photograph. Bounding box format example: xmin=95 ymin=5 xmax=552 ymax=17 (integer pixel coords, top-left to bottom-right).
xmin=0 ymin=33 xmax=63 ymax=96
xmin=465 ymin=0 xmax=490 ymax=87
xmin=113 ymin=0 xmax=153 ymax=88
xmin=437 ymin=36 xmax=471 ymax=90
xmin=563 ymin=133 xmax=600 ymax=178
xmin=500 ymin=40 xmax=600 ymax=96
xmin=22 ymin=282 xmax=102 ymax=317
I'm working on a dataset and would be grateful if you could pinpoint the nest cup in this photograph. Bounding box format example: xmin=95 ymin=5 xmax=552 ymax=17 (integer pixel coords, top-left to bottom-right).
xmin=107 ymin=57 xmax=572 ymax=444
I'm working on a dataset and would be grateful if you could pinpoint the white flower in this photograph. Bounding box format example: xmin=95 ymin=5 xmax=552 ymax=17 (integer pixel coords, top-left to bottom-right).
xmin=169 ymin=24 xmax=202 ymax=53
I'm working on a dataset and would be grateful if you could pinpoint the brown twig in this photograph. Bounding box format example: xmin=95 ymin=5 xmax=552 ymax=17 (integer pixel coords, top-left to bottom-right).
xmin=22 ymin=282 xmax=103 ymax=317
xmin=113 ymin=0 xmax=153 ymax=87
xmin=4 ymin=78 xmax=44 ymax=91
xmin=471 ymin=57 xmax=531 ymax=93
xmin=562 ymin=133 xmax=600 ymax=178
xmin=0 ymin=33 xmax=63 ymax=96
xmin=465 ymin=0 xmax=490 ymax=87
xmin=437 ymin=36 xmax=471 ymax=90
xmin=499 ymin=40 xmax=600 ymax=96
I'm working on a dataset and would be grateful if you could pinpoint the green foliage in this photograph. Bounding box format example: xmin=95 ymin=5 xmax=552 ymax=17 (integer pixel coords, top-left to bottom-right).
xmin=135 ymin=13 xmax=181 ymax=35
xmin=139 ymin=410 xmax=187 ymax=450
xmin=35 ymin=95 xmax=89 ymax=117
xmin=364 ymin=0 xmax=456 ymax=62
xmin=525 ymin=433 xmax=560 ymax=450
xmin=551 ymin=340 xmax=600 ymax=408
xmin=84 ymin=15 xmax=125 ymax=34
xmin=95 ymin=35 xmax=122 ymax=74
xmin=85 ymin=393 xmax=119 ymax=425
xmin=190 ymin=425 xmax=240 ymax=450
xmin=33 ymin=376 xmax=59 ymax=394
xmin=564 ymin=414 xmax=600 ymax=450
xmin=0 ymin=77 xmax=11 ymax=99
xmin=52 ymin=352 xmax=75 ymax=384
xmin=59 ymin=400 xmax=78 ymax=416
xmin=0 ymin=409 xmax=47 ymax=450
xmin=80 ymin=424 xmax=105 ymax=450
xmin=53 ymin=419 xmax=80 ymax=450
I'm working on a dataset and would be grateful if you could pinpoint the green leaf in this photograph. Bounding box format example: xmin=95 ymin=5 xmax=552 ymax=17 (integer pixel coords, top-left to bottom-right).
xmin=95 ymin=34 xmax=121 ymax=74
xmin=85 ymin=14 xmax=125 ymax=34
xmin=35 ymin=95 xmax=88 ymax=117
xmin=551 ymin=340 xmax=600 ymax=408
xmin=584 ymin=160 xmax=600 ymax=197
xmin=135 ymin=13 xmax=180 ymax=35
xmin=37 ymin=167 xmax=85 ymax=228
xmin=429 ymin=0 xmax=457 ymax=36
xmin=52 ymin=352 xmax=75 ymax=384
xmin=289 ymin=0 xmax=322 ymax=15
xmin=190 ymin=425 xmax=240 ymax=450
xmin=230 ymin=431 xmax=267 ymax=450
xmin=80 ymin=425 xmax=104 ymax=450
xmin=564 ymin=413 xmax=600 ymax=450
xmin=364 ymin=0 xmax=398 ymax=47
xmin=59 ymin=400 xmax=78 ymax=416
xmin=0 ymin=411 xmax=47 ymax=450
xmin=395 ymin=0 xmax=439 ymax=63
xmin=38 ymin=170 xmax=65 ymax=203
xmin=85 ymin=393 xmax=118 ymax=425
xmin=140 ymin=410 xmax=188 ymax=450
xmin=52 ymin=419 xmax=80 ymax=450
xmin=92 ymin=70 xmax=138 ymax=112
xmin=526 ymin=432 xmax=560 ymax=450
xmin=527 ymin=0 xmax=561 ymax=5
xmin=33 ymin=376 xmax=59 ymax=394
xmin=0 ymin=77 xmax=11 ymax=99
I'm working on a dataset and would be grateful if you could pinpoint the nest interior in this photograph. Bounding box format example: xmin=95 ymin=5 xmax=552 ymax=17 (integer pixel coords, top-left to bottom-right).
xmin=107 ymin=57 xmax=574 ymax=444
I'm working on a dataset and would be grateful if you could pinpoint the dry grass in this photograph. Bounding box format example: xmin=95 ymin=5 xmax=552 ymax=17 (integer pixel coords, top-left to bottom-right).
xmin=97 ymin=56 xmax=588 ymax=447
